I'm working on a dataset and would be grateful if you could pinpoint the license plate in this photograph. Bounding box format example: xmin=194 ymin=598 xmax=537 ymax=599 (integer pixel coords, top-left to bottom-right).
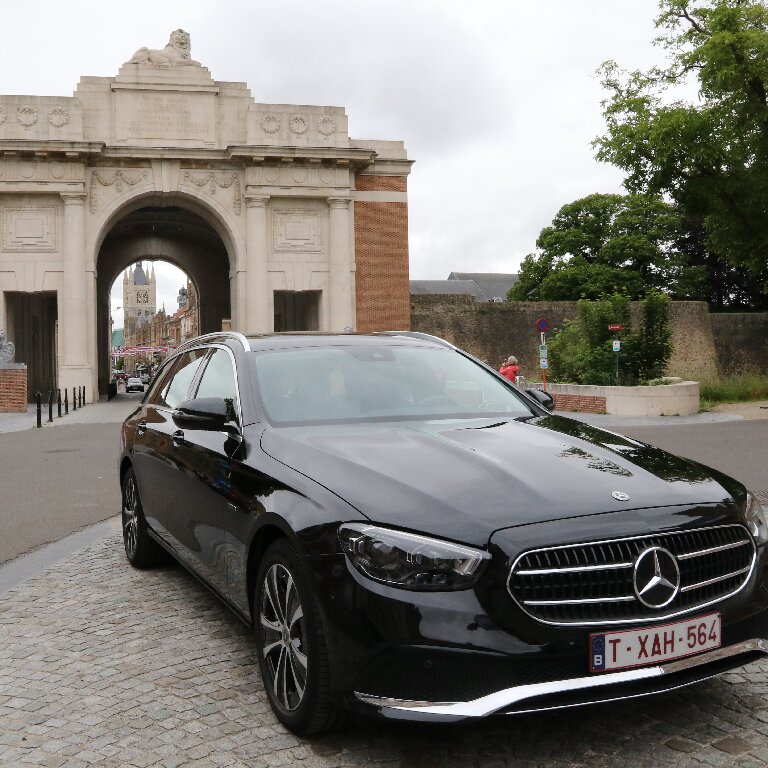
xmin=590 ymin=613 xmax=721 ymax=672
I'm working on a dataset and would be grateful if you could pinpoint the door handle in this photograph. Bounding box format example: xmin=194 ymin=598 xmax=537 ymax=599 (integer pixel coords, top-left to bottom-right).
xmin=136 ymin=421 xmax=147 ymax=436
xmin=171 ymin=429 xmax=185 ymax=446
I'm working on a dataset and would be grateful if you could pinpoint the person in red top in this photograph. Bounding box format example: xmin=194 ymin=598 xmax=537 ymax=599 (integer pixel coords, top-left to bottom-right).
xmin=499 ymin=355 xmax=519 ymax=383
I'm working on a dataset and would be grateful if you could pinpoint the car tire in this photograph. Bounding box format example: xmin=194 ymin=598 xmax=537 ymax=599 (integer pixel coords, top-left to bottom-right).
xmin=121 ymin=467 xmax=164 ymax=569
xmin=254 ymin=539 xmax=345 ymax=736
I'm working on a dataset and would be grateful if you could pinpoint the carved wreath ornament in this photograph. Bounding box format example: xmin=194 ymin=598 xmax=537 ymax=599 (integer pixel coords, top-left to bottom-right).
xmin=48 ymin=107 xmax=70 ymax=129
xmin=16 ymin=105 xmax=38 ymax=130
xmin=289 ymin=115 xmax=308 ymax=135
xmin=317 ymin=116 xmax=336 ymax=136
xmin=261 ymin=113 xmax=280 ymax=135
xmin=89 ymin=170 xmax=149 ymax=214
xmin=183 ymin=171 xmax=242 ymax=216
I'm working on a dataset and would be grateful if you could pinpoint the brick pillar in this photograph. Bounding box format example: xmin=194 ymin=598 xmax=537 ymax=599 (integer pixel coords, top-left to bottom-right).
xmin=353 ymin=174 xmax=410 ymax=332
xmin=0 ymin=364 xmax=28 ymax=413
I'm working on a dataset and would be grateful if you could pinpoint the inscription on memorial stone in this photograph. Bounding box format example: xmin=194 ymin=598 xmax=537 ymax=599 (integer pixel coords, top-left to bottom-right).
xmin=116 ymin=92 xmax=215 ymax=143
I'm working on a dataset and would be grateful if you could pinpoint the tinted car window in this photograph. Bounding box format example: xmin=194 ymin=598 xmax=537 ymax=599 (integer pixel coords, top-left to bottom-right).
xmin=251 ymin=345 xmax=536 ymax=425
xmin=194 ymin=348 xmax=240 ymax=423
xmin=155 ymin=349 xmax=207 ymax=410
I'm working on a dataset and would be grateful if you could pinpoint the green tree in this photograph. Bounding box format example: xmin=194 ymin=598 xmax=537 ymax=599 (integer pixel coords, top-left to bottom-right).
xmin=594 ymin=0 xmax=768 ymax=276
xmin=508 ymin=193 xmax=684 ymax=301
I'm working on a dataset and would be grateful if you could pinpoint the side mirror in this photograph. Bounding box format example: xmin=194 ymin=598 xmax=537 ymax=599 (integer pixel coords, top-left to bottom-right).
xmin=526 ymin=388 xmax=555 ymax=412
xmin=172 ymin=397 xmax=229 ymax=431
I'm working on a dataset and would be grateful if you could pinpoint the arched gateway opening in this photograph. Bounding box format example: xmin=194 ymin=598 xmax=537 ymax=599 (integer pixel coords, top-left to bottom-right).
xmin=96 ymin=202 xmax=231 ymax=398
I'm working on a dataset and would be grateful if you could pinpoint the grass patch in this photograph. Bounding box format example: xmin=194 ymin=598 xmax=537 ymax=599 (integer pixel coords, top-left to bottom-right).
xmin=699 ymin=374 xmax=768 ymax=406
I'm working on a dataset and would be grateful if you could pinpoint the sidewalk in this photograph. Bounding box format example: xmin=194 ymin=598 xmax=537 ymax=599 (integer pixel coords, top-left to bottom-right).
xmin=0 ymin=394 xmax=139 ymax=433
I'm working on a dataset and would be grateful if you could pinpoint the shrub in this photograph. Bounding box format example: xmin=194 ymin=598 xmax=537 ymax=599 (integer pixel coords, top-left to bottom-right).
xmin=548 ymin=292 xmax=672 ymax=385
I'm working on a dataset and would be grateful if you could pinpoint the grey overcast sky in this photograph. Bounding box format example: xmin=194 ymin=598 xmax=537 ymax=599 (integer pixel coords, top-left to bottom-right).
xmin=0 ymin=0 xmax=663 ymax=326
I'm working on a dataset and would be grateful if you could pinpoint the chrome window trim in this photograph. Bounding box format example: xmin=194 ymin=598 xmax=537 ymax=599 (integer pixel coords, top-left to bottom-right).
xmin=354 ymin=638 xmax=768 ymax=720
xmin=506 ymin=524 xmax=756 ymax=627
xmin=176 ymin=331 xmax=250 ymax=354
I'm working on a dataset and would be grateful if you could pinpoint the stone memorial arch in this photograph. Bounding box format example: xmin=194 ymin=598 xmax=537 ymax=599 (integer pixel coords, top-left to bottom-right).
xmin=0 ymin=30 xmax=412 ymax=400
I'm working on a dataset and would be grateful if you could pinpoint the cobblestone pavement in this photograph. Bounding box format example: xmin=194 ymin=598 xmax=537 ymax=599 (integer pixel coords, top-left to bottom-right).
xmin=3 ymin=536 xmax=768 ymax=768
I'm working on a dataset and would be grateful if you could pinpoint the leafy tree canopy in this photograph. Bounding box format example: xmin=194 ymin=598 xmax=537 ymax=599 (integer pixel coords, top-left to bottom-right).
xmin=508 ymin=193 xmax=684 ymax=301
xmin=594 ymin=0 xmax=768 ymax=275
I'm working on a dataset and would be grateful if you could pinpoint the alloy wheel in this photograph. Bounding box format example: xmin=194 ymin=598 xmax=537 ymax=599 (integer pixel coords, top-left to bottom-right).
xmin=259 ymin=563 xmax=308 ymax=711
xmin=123 ymin=475 xmax=138 ymax=559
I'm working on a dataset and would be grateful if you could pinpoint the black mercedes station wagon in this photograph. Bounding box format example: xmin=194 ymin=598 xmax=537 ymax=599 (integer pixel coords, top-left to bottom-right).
xmin=119 ymin=331 xmax=768 ymax=735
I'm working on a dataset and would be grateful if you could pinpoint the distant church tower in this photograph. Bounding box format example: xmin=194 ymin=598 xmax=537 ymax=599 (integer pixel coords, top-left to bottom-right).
xmin=123 ymin=262 xmax=157 ymax=345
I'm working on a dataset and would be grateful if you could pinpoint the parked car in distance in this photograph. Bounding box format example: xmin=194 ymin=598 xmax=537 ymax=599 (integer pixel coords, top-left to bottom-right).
xmin=139 ymin=373 xmax=150 ymax=385
xmin=125 ymin=377 xmax=144 ymax=393
xmin=119 ymin=331 xmax=768 ymax=736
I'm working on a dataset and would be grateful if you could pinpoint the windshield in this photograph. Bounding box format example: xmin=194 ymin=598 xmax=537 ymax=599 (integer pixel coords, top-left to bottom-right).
xmin=251 ymin=345 xmax=536 ymax=425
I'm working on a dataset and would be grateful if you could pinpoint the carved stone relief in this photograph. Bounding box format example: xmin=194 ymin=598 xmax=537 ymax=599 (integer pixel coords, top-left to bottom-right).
xmin=16 ymin=105 xmax=38 ymax=130
xmin=0 ymin=106 xmax=6 ymax=126
xmin=88 ymin=170 xmax=149 ymax=214
xmin=289 ymin=115 xmax=308 ymax=135
xmin=2 ymin=207 xmax=56 ymax=251
xmin=317 ymin=116 xmax=336 ymax=136
xmin=273 ymin=210 xmax=322 ymax=253
xmin=47 ymin=107 xmax=70 ymax=129
xmin=261 ymin=113 xmax=280 ymax=135
xmin=182 ymin=171 xmax=242 ymax=215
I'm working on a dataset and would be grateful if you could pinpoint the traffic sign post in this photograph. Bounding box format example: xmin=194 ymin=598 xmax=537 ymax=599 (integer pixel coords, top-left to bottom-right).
xmin=535 ymin=319 xmax=549 ymax=391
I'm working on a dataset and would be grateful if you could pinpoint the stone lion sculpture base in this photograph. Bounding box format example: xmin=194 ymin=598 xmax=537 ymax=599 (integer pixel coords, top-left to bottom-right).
xmin=128 ymin=29 xmax=201 ymax=66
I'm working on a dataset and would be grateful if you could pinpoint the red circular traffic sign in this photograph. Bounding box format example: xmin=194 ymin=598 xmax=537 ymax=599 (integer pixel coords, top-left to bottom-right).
xmin=536 ymin=317 xmax=549 ymax=332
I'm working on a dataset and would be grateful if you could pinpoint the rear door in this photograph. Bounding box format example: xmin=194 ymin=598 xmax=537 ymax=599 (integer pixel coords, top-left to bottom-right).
xmin=131 ymin=349 xmax=208 ymax=541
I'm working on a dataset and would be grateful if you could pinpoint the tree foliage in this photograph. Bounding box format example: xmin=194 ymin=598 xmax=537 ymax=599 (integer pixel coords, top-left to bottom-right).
xmin=548 ymin=292 xmax=672 ymax=385
xmin=594 ymin=0 xmax=768 ymax=276
xmin=508 ymin=193 xmax=684 ymax=301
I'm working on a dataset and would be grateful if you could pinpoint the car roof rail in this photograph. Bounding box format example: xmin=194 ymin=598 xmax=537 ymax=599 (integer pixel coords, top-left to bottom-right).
xmin=175 ymin=331 xmax=250 ymax=354
xmin=379 ymin=330 xmax=457 ymax=349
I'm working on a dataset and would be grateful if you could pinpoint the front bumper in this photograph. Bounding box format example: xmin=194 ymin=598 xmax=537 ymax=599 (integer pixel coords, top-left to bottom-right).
xmin=355 ymin=637 xmax=768 ymax=722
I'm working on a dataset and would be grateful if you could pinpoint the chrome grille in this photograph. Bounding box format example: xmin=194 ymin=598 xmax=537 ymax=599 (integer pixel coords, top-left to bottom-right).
xmin=507 ymin=525 xmax=755 ymax=626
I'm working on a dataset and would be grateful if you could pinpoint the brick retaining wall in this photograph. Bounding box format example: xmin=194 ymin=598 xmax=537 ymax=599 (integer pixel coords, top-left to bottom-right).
xmin=551 ymin=393 xmax=607 ymax=414
xmin=0 ymin=365 xmax=27 ymax=412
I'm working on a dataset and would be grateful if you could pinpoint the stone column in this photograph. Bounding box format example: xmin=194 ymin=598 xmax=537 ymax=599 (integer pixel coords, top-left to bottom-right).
xmin=244 ymin=194 xmax=271 ymax=333
xmin=59 ymin=193 xmax=91 ymax=393
xmin=328 ymin=197 xmax=354 ymax=332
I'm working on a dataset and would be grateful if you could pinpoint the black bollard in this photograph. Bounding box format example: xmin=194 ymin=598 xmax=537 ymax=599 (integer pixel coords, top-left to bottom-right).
xmin=64 ymin=389 xmax=69 ymax=415
xmin=72 ymin=387 xmax=77 ymax=412
xmin=36 ymin=391 xmax=42 ymax=428
xmin=82 ymin=386 xmax=86 ymax=406
xmin=48 ymin=390 xmax=53 ymax=423
xmin=57 ymin=389 xmax=62 ymax=418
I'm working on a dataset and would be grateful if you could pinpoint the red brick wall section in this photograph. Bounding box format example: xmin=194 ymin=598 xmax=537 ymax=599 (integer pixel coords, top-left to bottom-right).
xmin=355 ymin=175 xmax=407 ymax=192
xmin=552 ymin=393 xmax=607 ymax=414
xmin=0 ymin=368 xmax=28 ymax=413
xmin=354 ymin=174 xmax=410 ymax=333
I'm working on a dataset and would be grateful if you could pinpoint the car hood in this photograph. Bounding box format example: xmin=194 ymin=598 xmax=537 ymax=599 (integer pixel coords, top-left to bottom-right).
xmin=259 ymin=415 xmax=739 ymax=547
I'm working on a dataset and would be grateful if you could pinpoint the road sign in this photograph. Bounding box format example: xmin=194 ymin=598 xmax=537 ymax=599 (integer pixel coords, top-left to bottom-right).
xmin=540 ymin=358 xmax=549 ymax=369
xmin=536 ymin=317 xmax=549 ymax=333
xmin=539 ymin=344 xmax=548 ymax=359
xmin=608 ymin=324 xmax=623 ymax=331
xmin=613 ymin=340 xmax=621 ymax=352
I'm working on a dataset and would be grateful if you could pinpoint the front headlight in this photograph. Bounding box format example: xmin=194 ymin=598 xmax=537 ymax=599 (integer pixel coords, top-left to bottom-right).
xmin=745 ymin=492 xmax=768 ymax=546
xmin=338 ymin=523 xmax=491 ymax=591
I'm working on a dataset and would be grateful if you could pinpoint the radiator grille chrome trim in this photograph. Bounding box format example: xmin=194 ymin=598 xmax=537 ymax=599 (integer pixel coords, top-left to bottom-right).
xmin=507 ymin=524 xmax=756 ymax=627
